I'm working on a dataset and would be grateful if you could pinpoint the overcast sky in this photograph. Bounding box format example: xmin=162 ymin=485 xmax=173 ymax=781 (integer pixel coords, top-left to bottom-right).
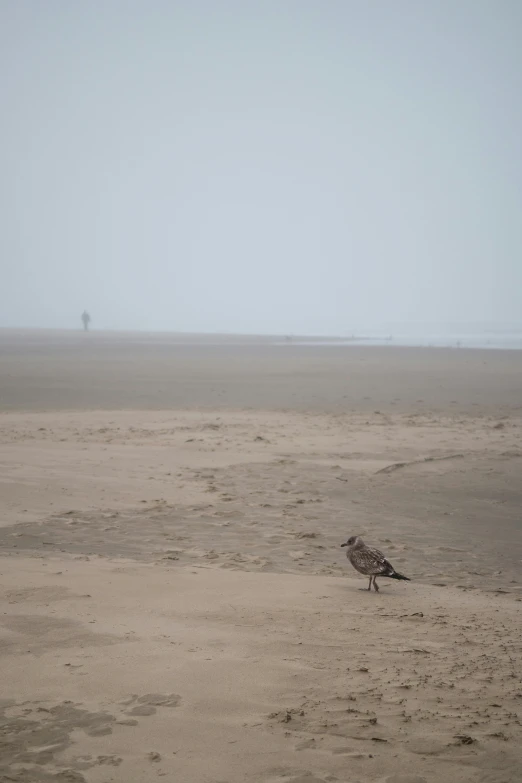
xmin=1 ymin=1 xmax=521 ymax=334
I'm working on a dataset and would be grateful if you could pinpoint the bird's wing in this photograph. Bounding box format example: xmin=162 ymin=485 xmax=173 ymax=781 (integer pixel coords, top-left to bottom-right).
xmin=362 ymin=547 xmax=394 ymax=575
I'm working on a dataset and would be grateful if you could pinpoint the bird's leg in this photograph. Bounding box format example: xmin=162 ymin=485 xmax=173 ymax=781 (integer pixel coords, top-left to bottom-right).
xmin=373 ymin=577 xmax=379 ymax=592
xmin=367 ymin=577 xmax=372 ymax=591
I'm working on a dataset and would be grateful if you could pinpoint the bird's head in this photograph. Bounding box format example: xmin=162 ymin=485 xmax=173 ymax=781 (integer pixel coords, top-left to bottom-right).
xmin=340 ymin=535 xmax=361 ymax=549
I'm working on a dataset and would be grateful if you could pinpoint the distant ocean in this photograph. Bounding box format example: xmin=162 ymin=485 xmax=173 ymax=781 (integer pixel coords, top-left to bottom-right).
xmin=284 ymin=330 xmax=522 ymax=350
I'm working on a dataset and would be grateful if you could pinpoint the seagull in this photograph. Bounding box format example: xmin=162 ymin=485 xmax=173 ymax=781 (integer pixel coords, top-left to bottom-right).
xmin=340 ymin=536 xmax=410 ymax=592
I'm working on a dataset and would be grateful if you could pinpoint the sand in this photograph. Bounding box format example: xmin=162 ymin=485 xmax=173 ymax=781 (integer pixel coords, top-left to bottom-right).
xmin=0 ymin=331 xmax=521 ymax=783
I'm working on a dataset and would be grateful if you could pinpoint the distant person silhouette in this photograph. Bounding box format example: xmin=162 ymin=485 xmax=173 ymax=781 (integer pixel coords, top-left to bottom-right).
xmin=81 ymin=311 xmax=91 ymax=331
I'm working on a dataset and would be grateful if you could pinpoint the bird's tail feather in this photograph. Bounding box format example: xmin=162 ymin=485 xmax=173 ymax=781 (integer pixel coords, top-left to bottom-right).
xmin=389 ymin=571 xmax=410 ymax=581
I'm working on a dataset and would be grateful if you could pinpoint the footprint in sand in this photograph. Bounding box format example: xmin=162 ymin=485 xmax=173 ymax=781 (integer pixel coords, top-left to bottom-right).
xmin=406 ymin=737 xmax=447 ymax=755
xmin=124 ymin=693 xmax=181 ymax=717
xmin=294 ymin=739 xmax=317 ymax=750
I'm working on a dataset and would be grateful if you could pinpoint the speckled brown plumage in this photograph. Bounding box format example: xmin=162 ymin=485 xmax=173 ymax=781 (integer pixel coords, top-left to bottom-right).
xmin=340 ymin=535 xmax=410 ymax=592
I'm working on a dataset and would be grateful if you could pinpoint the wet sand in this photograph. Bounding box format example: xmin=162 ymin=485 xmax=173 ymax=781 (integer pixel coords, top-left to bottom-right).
xmin=2 ymin=328 xmax=522 ymax=414
xmin=0 ymin=330 xmax=521 ymax=783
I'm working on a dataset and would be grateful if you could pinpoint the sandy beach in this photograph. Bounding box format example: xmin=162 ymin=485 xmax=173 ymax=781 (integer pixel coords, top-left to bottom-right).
xmin=0 ymin=330 xmax=521 ymax=783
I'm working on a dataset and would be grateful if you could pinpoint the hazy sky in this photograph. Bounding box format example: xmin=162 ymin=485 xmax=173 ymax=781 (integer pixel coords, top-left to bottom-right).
xmin=1 ymin=1 xmax=521 ymax=333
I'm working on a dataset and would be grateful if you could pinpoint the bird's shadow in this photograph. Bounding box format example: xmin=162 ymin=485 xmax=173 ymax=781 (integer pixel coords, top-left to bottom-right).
xmin=356 ymin=586 xmax=395 ymax=595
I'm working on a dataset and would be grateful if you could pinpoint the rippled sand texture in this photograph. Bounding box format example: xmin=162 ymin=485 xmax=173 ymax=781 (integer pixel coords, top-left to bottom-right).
xmin=0 ymin=331 xmax=521 ymax=782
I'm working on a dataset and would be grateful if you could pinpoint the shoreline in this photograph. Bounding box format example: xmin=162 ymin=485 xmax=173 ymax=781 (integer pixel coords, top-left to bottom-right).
xmin=2 ymin=326 xmax=522 ymax=351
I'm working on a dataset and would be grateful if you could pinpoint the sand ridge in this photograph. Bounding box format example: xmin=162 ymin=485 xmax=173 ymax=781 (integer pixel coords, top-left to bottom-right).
xmin=1 ymin=410 xmax=521 ymax=589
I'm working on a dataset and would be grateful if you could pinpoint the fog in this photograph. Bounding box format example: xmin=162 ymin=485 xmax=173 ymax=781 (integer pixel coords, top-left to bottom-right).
xmin=1 ymin=1 xmax=521 ymax=335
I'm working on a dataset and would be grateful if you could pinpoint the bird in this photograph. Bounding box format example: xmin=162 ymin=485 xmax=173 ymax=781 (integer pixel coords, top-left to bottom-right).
xmin=340 ymin=535 xmax=410 ymax=592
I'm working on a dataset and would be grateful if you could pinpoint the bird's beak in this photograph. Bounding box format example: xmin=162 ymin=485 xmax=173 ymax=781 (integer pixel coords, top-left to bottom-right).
xmin=340 ymin=542 xmax=347 ymax=547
